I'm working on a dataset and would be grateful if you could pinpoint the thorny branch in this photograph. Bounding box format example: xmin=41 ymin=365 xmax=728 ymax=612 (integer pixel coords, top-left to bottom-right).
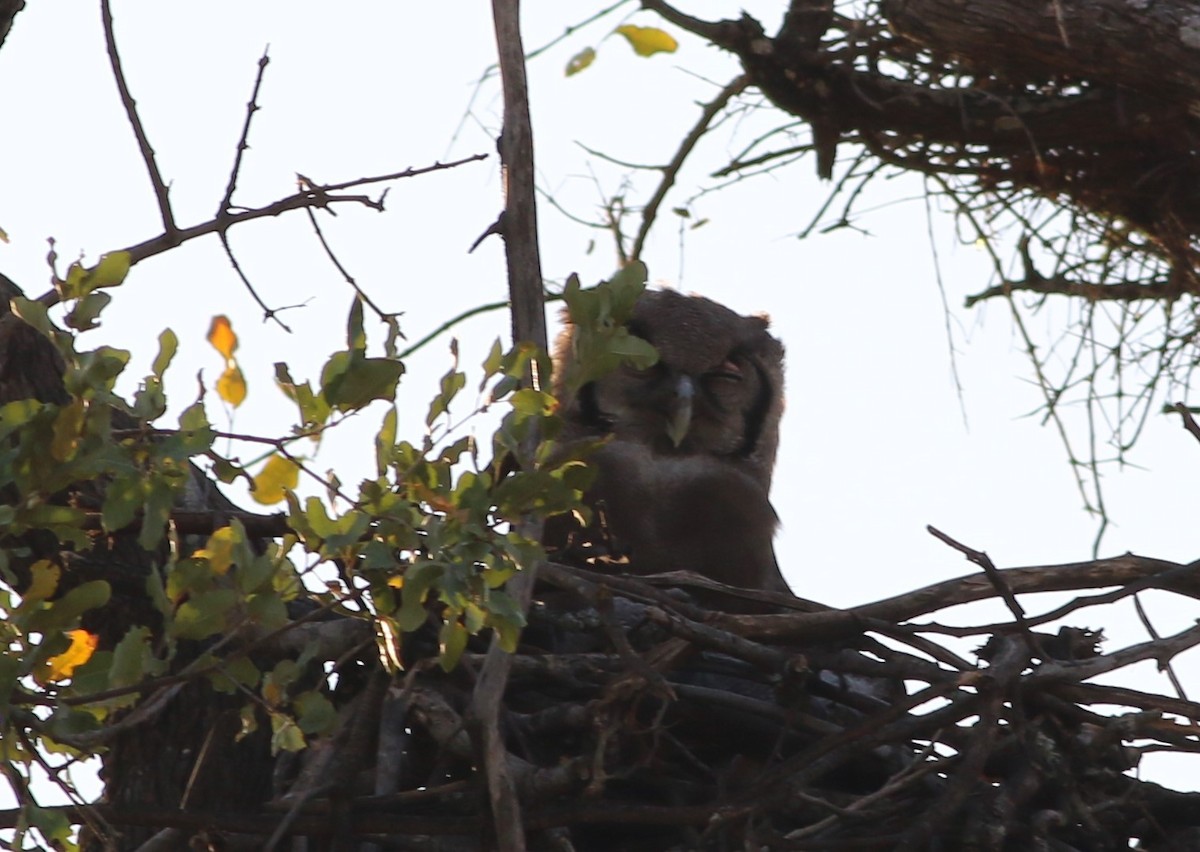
xmin=219 ymin=50 xmax=270 ymax=218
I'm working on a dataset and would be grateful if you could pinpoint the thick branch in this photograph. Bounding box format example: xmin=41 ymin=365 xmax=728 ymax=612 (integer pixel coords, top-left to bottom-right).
xmin=471 ymin=4 xmax=546 ymax=849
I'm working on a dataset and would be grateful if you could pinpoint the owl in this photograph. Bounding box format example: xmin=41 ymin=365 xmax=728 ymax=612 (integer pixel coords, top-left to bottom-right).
xmin=550 ymin=288 xmax=790 ymax=598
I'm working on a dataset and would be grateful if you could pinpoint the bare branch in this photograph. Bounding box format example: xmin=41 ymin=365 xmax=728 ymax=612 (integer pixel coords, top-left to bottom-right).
xmin=630 ymin=75 xmax=748 ymax=263
xmin=470 ymin=2 xmax=548 ymax=847
xmin=218 ymin=230 xmax=293 ymax=331
xmin=218 ymin=49 xmax=271 ymax=217
xmin=100 ymin=0 xmax=176 ymax=235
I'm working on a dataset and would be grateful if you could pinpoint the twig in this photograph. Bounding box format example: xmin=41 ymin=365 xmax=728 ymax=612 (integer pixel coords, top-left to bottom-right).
xmin=397 ymin=300 xmax=509 ymax=360
xmin=927 ymin=525 xmax=1047 ymax=661
xmin=1036 ymin=621 xmax=1200 ymax=684
xmin=218 ymin=50 xmax=271 ymax=217
xmin=303 ymin=206 xmax=393 ymax=322
xmin=630 ymin=75 xmax=748 ymax=262
xmin=218 ymin=230 xmax=292 ymax=331
xmin=129 ymin=158 xmax=484 ymax=265
xmin=100 ymin=0 xmax=176 ymax=236
xmin=1170 ymin=402 xmax=1200 ymax=446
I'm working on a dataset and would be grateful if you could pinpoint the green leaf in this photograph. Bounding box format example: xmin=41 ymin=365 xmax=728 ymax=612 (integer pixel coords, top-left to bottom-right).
xmin=566 ymin=46 xmax=597 ymax=76
xmin=275 ymin=362 xmax=332 ymax=429
xmin=9 ymin=295 xmax=54 ymax=336
xmin=558 ymin=264 xmax=656 ymax=391
xmin=439 ymin=618 xmax=469 ymax=671
xmin=426 ymin=368 xmax=466 ymax=426
xmin=212 ymin=456 xmax=242 ymax=484
xmin=323 ymin=355 xmax=404 ymax=413
xmin=482 ymin=338 xmax=504 ymax=378
xmin=609 ymin=328 xmax=658 ymax=361
xmin=383 ymin=315 xmax=403 ymax=358
xmin=346 ymin=296 xmax=367 ymax=353
xmin=64 ymin=291 xmax=112 ymax=331
xmin=58 ymin=251 xmax=133 ymax=300
xmin=376 ymin=406 xmax=398 ymax=476
xmin=236 ymin=552 xmax=277 ymax=595
xmin=246 ymin=591 xmax=288 ymax=630
xmin=510 ymin=388 xmax=556 ymax=419
xmin=72 ymin=345 xmax=131 ymax=392
xmin=132 ymin=376 xmax=167 ymax=421
xmin=49 ymin=400 xmax=85 ymax=461
xmin=24 ymin=560 xmax=61 ymax=604
xmin=209 ymin=655 xmax=260 ymax=694
xmin=179 ymin=400 xmax=211 ymax=432
xmin=171 ymin=588 xmax=240 ymax=640
xmin=27 ymin=580 xmax=111 ymax=633
xmin=24 ymin=804 xmax=73 ymax=847
xmin=396 ymin=562 xmax=441 ymax=631
xmin=102 ymin=473 xmax=144 ymax=532
xmin=615 ymin=24 xmax=678 ymax=57
xmin=294 ymin=690 xmax=337 ymax=734
xmin=607 ymin=260 xmax=649 ymax=310
xmin=271 ymin=714 xmax=306 ymax=754
xmin=152 ymin=329 xmax=178 ymax=378
xmin=89 ymin=251 xmax=133 ymax=289
xmin=138 ymin=477 xmax=175 ymax=550
xmin=109 ymin=626 xmax=153 ymax=689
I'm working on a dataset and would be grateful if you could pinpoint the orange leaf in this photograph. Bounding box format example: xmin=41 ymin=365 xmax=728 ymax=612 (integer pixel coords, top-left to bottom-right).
xmin=44 ymin=629 xmax=98 ymax=683
xmin=207 ymin=315 xmax=239 ymax=360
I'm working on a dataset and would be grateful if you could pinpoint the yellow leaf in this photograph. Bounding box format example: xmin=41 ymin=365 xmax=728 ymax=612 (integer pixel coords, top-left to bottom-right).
xmin=0 ymin=226 xmax=8 ymax=243
xmin=252 ymin=454 xmax=300 ymax=505
xmin=207 ymin=315 xmax=238 ymax=360
xmin=44 ymin=630 xmax=98 ymax=683
xmin=194 ymin=525 xmax=237 ymax=575
xmin=217 ymin=364 xmax=247 ymax=407
xmin=26 ymin=560 xmax=61 ymax=603
xmin=616 ymin=24 xmax=678 ymax=57
xmin=565 ymin=46 xmax=596 ymax=76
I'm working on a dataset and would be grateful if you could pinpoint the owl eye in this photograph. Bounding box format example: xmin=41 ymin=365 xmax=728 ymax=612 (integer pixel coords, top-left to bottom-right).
xmin=706 ymin=359 xmax=743 ymax=382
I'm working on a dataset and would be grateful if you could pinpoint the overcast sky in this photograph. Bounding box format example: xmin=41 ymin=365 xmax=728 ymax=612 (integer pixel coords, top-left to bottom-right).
xmin=2 ymin=0 xmax=1198 ymax=800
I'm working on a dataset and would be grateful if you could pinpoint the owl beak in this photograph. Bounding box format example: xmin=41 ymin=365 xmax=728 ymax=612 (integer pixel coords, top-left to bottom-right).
xmin=665 ymin=375 xmax=695 ymax=447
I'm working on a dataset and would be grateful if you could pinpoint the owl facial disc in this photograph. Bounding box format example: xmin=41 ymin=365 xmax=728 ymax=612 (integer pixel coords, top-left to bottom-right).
xmin=666 ymin=374 xmax=695 ymax=447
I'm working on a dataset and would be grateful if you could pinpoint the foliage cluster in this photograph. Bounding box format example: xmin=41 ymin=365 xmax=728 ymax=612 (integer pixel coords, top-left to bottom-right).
xmin=0 ymin=244 xmax=655 ymax=848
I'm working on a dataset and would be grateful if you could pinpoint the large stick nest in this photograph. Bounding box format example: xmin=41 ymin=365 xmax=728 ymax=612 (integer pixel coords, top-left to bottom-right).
xmin=645 ymin=0 xmax=1200 ymax=302
xmin=245 ymin=551 xmax=1200 ymax=852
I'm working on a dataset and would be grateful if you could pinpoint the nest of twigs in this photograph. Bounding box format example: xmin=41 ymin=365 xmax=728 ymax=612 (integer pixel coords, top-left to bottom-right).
xmin=255 ymin=542 xmax=1200 ymax=852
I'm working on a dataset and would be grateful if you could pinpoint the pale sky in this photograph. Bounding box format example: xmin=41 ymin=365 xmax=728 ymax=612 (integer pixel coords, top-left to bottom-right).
xmin=2 ymin=0 xmax=1198 ymax=803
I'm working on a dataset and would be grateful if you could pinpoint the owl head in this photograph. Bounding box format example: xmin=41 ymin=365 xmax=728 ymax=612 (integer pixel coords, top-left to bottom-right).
xmin=556 ymin=288 xmax=785 ymax=487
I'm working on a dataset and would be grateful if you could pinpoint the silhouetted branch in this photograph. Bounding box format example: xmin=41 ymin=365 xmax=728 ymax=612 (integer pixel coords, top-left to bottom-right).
xmin=218 ymin=50 xmax=271 ymax=217
xmin=101 ymin=0 xmax=176 ymax=236
xmin=630 ymin=74 xmax=748 ymax=263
